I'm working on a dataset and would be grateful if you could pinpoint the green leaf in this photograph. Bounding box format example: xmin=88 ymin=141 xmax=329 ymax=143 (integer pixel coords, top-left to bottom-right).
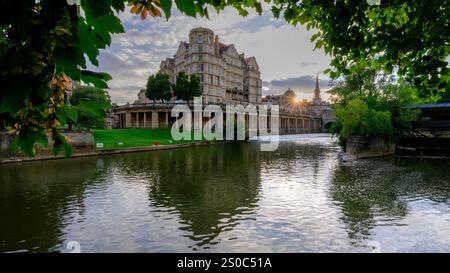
xmin=271 ymin=6 xmax=280 ymax=18
xmin=254 ymin=2 xmax=262 ymax=14
xmin=56 ymin=104 xmax=78 ymax=125
xmin=86 ymin=0 xmax=112 ymax=17
xmin=52 ymin=130 xmax=72 ymax=157
xmin=11 ymin=128 xmax=48 ymax=157
xmin=80 ymin=71 xmax=111 ymax=89
xmin=160 ymin=0 xmax=172 ymax=20
xmin=175 ymin=0 xmax=196 ymax=17
xmin=63 ymin=141 xmax=73 ymax=158
xmin=111 ymin=0 xmax=125 ymax=12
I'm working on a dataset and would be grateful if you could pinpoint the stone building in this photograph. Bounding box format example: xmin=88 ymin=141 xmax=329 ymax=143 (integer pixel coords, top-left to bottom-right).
xmin=158 ymin=27 xmax=262 ymax=105
xmin=261 ymin=75 xmax=335 ymax=130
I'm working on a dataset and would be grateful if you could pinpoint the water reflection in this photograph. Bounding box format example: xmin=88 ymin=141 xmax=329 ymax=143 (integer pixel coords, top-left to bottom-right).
xmin=0 ymin=158 xmax=105 ymax=252
xmin=0 ymin=135 xmax=449 ymax=252
xmin=111 ymin=145 xmax=261 ymax=250
xmin=330 ymin=157 xmax=450 ymax=250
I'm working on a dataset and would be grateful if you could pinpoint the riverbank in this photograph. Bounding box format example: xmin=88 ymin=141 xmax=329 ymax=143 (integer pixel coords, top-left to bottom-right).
xmin=0 ymin=140 xmax=225 ymax=165
xmin=1 ymin=128 xmax=215 ymax=165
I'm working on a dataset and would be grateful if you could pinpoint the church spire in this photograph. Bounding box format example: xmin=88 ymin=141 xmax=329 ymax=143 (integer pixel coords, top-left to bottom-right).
xmin=313 ymin=74 xmax=321 ymax=102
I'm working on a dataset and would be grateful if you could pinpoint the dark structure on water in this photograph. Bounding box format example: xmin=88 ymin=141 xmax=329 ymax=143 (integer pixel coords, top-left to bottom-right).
xmin=398 ymin=103 xmax=450 ymax=156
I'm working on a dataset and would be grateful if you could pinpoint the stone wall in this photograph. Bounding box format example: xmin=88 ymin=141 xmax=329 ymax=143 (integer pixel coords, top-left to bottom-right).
xmin=0 ymin=131 xmax=15 ymax=155
xmin=0 ymin=131 xmax=93 ymax=155
xmin=346 ymin=135 xmax=396 ymax=159
xmin=63 ymin=131 xmax=93 ymax=148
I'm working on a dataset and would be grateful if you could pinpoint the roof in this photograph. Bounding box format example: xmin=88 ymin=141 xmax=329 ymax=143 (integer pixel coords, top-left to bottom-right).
xmin=409 ymin=103 xmax=450 ymax=109
xmin=219 ymin=43 xmax=231 ymax=53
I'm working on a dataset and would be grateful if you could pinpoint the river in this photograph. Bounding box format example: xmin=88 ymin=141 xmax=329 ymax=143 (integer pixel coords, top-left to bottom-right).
xmin=1 ymin=134 xmax=449 ymax=252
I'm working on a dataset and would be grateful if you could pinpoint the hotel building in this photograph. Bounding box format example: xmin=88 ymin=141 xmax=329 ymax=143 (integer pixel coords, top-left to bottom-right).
xmin=158 ymin=27 xmax=262 ymax=105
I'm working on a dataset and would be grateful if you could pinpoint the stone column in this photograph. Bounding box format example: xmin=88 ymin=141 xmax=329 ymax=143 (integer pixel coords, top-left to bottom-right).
xmin=165 ymin=112 xmax=169 ymax=126
xmin=125 ymin=112 xmax=131 ymax=128
xmin=136 ymin=112 xmax=140 ymax=128
xmin=143 ymin=112 xmax=147 ymax=128
xmin=152 ymin=111 xmax=158 ymax=128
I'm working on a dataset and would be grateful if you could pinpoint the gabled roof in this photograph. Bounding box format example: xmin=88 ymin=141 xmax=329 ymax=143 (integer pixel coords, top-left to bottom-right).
xmin=166 ymin=58 xmax=174 ymax=65
xmin=219 ymin=43 xmax=230 ymax=53
xmin=244 ymin=56 xmax=259 ymax=69
xmin=220 ymin=44 xmax=239 ymax=56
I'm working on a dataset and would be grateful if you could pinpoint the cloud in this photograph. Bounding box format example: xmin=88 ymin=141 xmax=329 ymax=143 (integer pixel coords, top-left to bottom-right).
xmin=299 ymin=61 xmax=317 ymax=67
xmin=263 ymin=75 xmax=330 ymax=100
xmin=89 ymin=6 xmax=331 ymax=104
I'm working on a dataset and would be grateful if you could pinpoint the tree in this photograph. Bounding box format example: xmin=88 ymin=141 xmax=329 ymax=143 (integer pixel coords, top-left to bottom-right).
xmin=271 ymin=0 xmax=449 ymax=100
xmin=69 ymin=86 xmax=112 ymax=130
xmin=329 ymin=67 xmax=420 ymax=147
xmin=333 ymin=99 xmax=393 ymax=146
xmin=0 ymin=0 xmax=123 ymax=156
xmin=1 ymin=0 xmax=448 ymax=156
xmin=145 ymin=73 xmax=172 ymax=102
xmin=173 ymin=73 xmax=202 ymax=101
xmin=173 ymin=72 xmax=190 ymax=101
xmin=328 ymin=66 xmax=397 ymax=105
xmin=189 ymin=74 xmax=202 ymax=99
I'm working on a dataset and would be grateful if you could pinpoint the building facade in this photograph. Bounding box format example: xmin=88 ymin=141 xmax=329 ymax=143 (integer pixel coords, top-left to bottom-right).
xmin=158 ymin=27 xmax=262 ymax=105
xmin=261 ymin=75 xmax=335 ymax=130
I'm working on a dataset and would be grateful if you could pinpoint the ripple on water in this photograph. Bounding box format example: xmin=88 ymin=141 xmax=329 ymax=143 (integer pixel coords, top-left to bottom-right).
xmin=0 ymin=134 xmax=450 ymax=252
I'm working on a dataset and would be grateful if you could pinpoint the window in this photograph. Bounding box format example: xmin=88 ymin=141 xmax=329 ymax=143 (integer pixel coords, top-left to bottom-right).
xmin=198 ymin=54 xmax=203 ymax=61
xmin=197 ymin=34 xmax=203 ymax=43
xmin=198 ymin=45 xmax=202 ymax=52
xmin=197 ymin=64 xmax=204 ymax=72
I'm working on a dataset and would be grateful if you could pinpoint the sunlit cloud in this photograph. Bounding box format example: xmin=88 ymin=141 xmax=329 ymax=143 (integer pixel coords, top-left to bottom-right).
xmin=90 ymin=7 xmax=332 ymax=104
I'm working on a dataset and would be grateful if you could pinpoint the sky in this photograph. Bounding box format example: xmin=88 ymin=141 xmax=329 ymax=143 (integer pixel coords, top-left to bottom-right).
xmin=90 ymin=5 xmax=332 ymax=104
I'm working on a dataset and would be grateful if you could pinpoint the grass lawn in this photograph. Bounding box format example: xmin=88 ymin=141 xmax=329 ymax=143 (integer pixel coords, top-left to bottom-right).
xmin=92 ymin=128 xmax=204 ymax=150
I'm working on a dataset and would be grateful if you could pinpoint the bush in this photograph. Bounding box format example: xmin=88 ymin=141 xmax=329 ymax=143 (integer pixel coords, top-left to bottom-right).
xmin=332 ymin=99 xmax=393 ymax=147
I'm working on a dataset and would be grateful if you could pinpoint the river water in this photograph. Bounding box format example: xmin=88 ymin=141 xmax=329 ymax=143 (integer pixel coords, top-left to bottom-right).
xmin=1 ymin=134 xmax=449 ymax=252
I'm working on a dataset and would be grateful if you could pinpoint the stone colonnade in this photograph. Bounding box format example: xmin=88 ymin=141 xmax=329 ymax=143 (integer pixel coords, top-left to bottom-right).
xmin=279 ymin=116 xmax=321 ymax=134
xmin=115 ymin=111 xmax=170 ymax=129
xmin=112 ymin=107 xmax=322 ymax=134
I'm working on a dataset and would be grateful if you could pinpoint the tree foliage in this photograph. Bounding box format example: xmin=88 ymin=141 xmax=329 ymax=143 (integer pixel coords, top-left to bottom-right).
xmin=145 ymin=73 xmax=172 ymax=102
xmin=1 ymin=0 xmax=448 ymax=156
xmin=173 ymin=72 xmax=201 ymax=101
xmin=69 ymin=86 xmax=112 ymax=130
xmin=330 ymin=67 xmax=420 ymax=147
xmin=188 ymin=74 xmax=202 ymax=99
xmin=0 ymin=0 xmax=124 ymax=157
xmin=333 ymin=99 xmax=393 ymax=146
xmin=173 ymin=72 xmax=190 ymax=101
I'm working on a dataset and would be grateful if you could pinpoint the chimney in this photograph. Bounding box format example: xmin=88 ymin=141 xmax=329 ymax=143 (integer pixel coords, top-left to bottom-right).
xmin=214 ymin=35 xmax=219 ymax=55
